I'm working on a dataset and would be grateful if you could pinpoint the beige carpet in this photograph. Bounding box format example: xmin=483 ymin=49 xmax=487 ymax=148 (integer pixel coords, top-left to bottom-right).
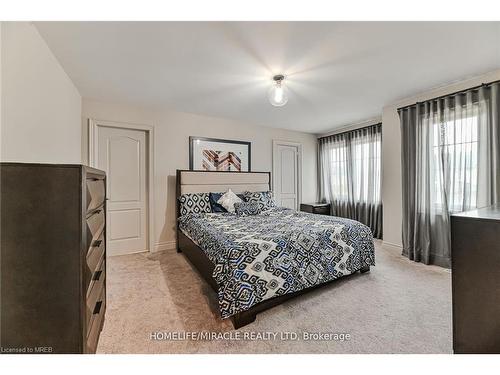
xmin=97 ymin=242 xmax=452 ymax=354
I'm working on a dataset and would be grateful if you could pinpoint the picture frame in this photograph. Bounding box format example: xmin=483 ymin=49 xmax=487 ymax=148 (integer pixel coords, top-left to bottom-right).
xmin=189 ymin=136 xmax=251 ymax=172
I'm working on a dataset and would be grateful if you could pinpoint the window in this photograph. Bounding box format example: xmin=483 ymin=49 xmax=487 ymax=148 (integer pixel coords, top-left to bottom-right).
xmin=318 ymin=123 xmax=382 ymax=238
xmin=326 ymin=139 xmax=349 ymax=201
xmin=399 ymin=83 xmax=499 ymax=266
xmin=351 ymin=135 xmax=382 ymax=204
xmin=430 ymin=109 xmax=479 ymax=213
xmin=320 ymin=125 xmax=382 ymax=206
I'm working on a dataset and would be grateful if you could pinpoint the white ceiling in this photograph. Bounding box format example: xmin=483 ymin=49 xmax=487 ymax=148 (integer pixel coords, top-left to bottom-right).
xmin=35 ymin=22 xmax=500 ymax=134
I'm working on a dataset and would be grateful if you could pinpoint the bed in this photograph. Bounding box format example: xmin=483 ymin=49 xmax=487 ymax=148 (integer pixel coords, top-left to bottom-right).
xmin=176 ymin=169 xmax=375 ymax=328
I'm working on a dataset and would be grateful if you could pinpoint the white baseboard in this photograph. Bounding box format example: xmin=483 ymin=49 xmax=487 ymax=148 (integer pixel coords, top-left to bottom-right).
xmin=108 ymin=249 xmax=149 ymax=257
xmin=153 ymin=240 xmax=176 ymax=252
xmin=382 ymin=240 xmax=403 ymax=253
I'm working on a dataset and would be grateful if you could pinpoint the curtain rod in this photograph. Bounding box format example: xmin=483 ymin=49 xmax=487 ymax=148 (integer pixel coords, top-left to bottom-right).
xmin=397 ymin=78 xmax=500 ymax=112
xmin=318 ymin=122 xmax=381 ymax=140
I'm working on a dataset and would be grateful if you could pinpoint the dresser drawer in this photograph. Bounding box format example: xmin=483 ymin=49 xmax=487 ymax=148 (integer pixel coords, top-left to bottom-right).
xmin=86 ymin=178 xmax=105 ymax=214
xmin=87 ymin=231 xmax=105 ymax=272
xmin=86 ymin=256 xmax=105 ymax=326
xmin=314 ymin=206 xmax=330 ymax=215
xmin=300 ymin=203 xmax=331 ymax=215
xmin=86 ymin=208 xmax=105 ymax=250
xmin=86 ymin=287 xmax=106 ymax=353
xmin=85 ymin=235 xmax=105 ymax=291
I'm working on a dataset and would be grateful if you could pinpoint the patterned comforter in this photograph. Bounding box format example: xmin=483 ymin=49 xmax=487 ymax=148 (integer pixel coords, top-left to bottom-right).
xmin=178 ymin=207 xmax=375 ymax=318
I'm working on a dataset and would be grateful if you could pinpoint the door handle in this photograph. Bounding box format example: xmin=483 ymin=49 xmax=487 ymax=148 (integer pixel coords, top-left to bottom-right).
xmin=93 ymin=270 xmax=103 ymax=281
xmin=93 ymin=301 xmax=103 ymax=315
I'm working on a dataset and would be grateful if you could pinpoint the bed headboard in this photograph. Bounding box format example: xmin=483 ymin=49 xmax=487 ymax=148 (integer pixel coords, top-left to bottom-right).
xmin=176 ymin=170 xmax=271 ymax=195
xmin=175 ymin=169 xmax=271 ymax=220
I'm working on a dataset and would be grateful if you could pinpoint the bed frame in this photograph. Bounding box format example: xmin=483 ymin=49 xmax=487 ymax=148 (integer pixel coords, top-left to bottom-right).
xmin=175 ymin=169 xmax=370 ymax=329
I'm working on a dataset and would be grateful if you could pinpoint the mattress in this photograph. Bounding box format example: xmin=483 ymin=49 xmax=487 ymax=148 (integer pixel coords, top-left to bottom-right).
xmin=178 ymin=207 xmax=375 ymax=318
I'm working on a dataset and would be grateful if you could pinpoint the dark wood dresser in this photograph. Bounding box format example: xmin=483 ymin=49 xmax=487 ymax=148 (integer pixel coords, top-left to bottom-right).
xmin=451 ymin=205 xmax=500 ymax=354
xmin=300 ymin=202 xmax=331 ymax=215
xmin=1 ymin=163 xmax=106 ymax=354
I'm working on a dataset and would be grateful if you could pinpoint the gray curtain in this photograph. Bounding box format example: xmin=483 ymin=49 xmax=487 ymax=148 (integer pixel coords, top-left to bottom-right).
xmin=399 ymin=82 xmax=500 ymax=267
xmin=318 ymin=123 xmax=383 ymax=239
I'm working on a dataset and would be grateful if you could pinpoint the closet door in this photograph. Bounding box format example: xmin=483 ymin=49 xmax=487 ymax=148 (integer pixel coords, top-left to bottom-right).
xmin=96 ymin=126 xmax=148 ymax=256
xmin=273 ymin=141 xmax=301 ymax=209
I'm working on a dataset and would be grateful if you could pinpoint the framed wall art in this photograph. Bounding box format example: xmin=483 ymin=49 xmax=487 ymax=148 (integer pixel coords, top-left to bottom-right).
xmin=189 ymin=137 xmax=251 ymax=172
xmin=189 ymin=136 xmax=251 ymax=172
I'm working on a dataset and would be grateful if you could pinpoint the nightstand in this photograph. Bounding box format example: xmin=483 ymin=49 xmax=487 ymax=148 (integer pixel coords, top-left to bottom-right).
xmin=300 ymin=202 xmax=331 ymax=215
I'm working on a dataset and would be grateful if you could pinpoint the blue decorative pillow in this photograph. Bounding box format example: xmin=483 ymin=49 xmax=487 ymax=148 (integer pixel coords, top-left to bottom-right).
xmin=243 ymin=191 xmax=276 ymax=211
xmin=179 ymin=193 xmax=211 ymax=216
xmin=209 ymin=192 xmax=226 ymax=213
xmin=234 ymin=201 xmax=262 ymax=216
xmin=209 ymin=192 xmax=246 ymax=213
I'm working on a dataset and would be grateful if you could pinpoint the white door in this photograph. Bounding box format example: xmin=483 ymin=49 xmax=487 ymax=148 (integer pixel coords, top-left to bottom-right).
xmin=96 ymin=126 xmax=148 ymax=256
xmin=273 ymin=141 xmax=301 ymax=209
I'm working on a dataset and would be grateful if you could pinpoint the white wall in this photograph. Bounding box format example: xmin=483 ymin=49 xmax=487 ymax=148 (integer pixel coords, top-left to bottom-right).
xmin=0 ymin=22 xmax=82 ymax=163
xmin=82 ymin=99 xmax=318 ymax=251
xmin=382 ymin=69 xmax=500 ymax=249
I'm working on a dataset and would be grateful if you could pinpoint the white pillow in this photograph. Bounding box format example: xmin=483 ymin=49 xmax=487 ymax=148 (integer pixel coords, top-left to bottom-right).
xmin=217 ymin=189 xmax=242 ymax=213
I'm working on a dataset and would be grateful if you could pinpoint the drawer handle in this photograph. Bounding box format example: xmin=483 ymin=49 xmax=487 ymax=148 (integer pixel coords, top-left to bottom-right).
xmin=92 ymin=239 xmax=102 ymax=247
xmin=93 ymin=270 xmax=103 ymax=281
xmin=93 ymin=301 xmax=103 ymax=315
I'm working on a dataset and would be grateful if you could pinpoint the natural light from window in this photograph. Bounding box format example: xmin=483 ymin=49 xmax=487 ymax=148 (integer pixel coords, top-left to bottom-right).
xmin=432 ymin=113 xmax=479 ymax=213
xmin=326 ymin=136 xmax=381 ymax=204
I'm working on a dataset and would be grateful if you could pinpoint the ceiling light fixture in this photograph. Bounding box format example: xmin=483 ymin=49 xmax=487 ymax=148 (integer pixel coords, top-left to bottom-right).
xmin=268 ymin=74 xmax=288 ymax=107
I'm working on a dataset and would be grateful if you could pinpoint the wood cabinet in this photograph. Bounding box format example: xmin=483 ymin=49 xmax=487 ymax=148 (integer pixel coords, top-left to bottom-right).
xmin=451 ymin=205 xmax=500 ymax=354
xmin=0 ymin=163 xmax=106 ymax=354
